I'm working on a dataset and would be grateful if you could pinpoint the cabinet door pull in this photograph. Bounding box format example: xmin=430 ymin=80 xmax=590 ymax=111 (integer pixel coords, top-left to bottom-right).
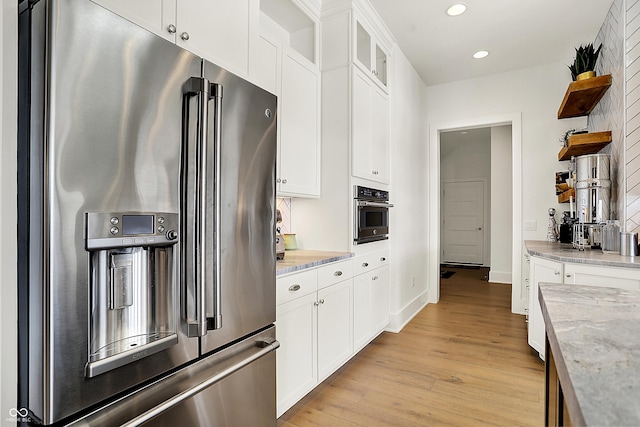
xmin=554 ymin=271 xmax=560 ymax=276
xmin=334 ymin=271 xmax=343 ymax=276
xmin=282 ymin=179 xmax=288 ymax=184
xmin=566 ymin=274 xmax=572 ymax=278
xmin=362 ymin=262 xmax=369 ymax=267
xmin=380 ymin=257 xmax=386 ymax=262
xmin=181 ymin=32 xmax=190 ymax=41
xmin=167 ymin=24 xmax=177 ymax=34
xmin=289 ymin=284 xmax=301 ymax=292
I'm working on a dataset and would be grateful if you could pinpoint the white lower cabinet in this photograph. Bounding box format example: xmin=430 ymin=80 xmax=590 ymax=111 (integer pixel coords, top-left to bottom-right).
xmin=353 ymin=251 xmax=390 ymax=352
xmin=276 ymin=291 xmax=317 ymax=417
xmin=276 ymin=254 xmax=390 ymax=416
xmin=528 ymin=257 xmax=562 ymax=359
xmin=528 ymin=256 xmax=640 ymax=359
xmin=276 ymin=259 xmax=353 ymax=417
xmin=317 ymin=280 xmax=353 ymax=380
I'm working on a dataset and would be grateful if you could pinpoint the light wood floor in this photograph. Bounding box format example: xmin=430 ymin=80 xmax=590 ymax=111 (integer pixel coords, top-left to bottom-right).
xmin=277 ymin=267 xmax=545 ymax=426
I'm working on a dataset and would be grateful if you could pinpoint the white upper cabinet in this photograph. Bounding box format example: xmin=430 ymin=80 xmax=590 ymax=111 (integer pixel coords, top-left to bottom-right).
xmin=279 ymin=50 xmax=321 ymax=196
xmin=176 ymin=0 xmax=252 ymax=76
xmin=354 ymin=19 xmax=388 ymax=88
xmin=90 ymin=0 xmax=253 ymax=77
xmin=321 ymin=3 xmax=393 ymax=185
xmin=251 ymin=0 xmax=321 ymax=198
xmin=90 ymin=0 xmax=177 ymax=42
xmin=352 ymin=68 xmax=389 ymax=183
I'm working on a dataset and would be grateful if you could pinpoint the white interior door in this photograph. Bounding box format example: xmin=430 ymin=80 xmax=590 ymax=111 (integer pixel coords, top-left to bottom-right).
xmin=442 ymin=180 xmax=485 ymax=265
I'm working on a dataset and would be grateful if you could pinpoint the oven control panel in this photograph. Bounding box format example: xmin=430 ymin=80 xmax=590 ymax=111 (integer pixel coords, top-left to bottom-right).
xmin=355 ymin=185 xmax=389 ymax=201
xmin=85 ymin=212 xmax=179 ymax=250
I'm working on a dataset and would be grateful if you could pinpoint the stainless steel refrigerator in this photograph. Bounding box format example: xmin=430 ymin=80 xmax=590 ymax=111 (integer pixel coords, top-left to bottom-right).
xmin=17 ymin=1 xmax=278 ymax=425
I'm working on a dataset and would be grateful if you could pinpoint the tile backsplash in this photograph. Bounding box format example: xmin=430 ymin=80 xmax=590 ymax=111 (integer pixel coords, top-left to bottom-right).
xmin=276 ymin=198 xmax=292 ymax=234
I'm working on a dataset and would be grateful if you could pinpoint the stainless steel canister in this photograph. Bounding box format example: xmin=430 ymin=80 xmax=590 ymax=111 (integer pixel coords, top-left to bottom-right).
xmin=620 ymin=232 xmax=639 ymax=257
xmin=601 ymin=221 xmax=620 ymax=253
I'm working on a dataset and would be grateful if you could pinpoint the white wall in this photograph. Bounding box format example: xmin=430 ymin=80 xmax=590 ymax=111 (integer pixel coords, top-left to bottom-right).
xmin=1 ymin=1 xmax=18 ymax=424
xmin=490 ymin=125 xmax=513 ymax=283
xmin=426 ymin=61 xmax=587 ymax=313
xmin=387 ymin=45 xmax=429 ymax=331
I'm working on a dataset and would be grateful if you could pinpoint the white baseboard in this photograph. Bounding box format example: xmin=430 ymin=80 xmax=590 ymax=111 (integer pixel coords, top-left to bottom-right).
xmin=386 ymin=289 xmax=430 ymax=333
xmin=489 ymin=270 xmax=512 ymax=284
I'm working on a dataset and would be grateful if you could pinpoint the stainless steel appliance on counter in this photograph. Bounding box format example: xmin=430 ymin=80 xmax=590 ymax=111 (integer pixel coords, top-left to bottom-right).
xmin=573 ymin=153 xmax=611 ymax=249
xmin=354 ymin=186 xmax=394 ymax=244
xmin=17 ymin=1 xmax=278 ymax=425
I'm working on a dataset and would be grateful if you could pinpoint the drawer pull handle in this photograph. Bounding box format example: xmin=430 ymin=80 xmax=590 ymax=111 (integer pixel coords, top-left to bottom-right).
xmin=289 ymin=284 xmax=301 ymax=292
xmin=566 ymin=274 xmax=572 ymax=278
xmin=334 ymin=271 xmax=343 ymax=276
xmin=362 ymin=262 xmax=369 ymax=267
xmin=554 ymin=271 xmax=560 ymax=276
xmin=380 ymin=257 xmax=386 ymax=262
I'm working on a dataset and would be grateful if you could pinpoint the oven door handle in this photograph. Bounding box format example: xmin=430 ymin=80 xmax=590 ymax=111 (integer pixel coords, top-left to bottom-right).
xmin=356 ymin=201 xmax=394 ymax=208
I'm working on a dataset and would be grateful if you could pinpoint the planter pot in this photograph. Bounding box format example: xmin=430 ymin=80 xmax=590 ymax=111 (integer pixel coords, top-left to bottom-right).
xmin=576 ymin=71 xmax=596 ymax=81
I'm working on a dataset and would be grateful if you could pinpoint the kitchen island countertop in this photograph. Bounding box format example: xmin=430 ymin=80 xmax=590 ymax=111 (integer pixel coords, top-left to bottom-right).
xmin=525 ymin=240 xmax=640 ymax=269
xmin=276 ymin=249 xmax=354 ymax=275
xmin=539 ymin=283 xmax=640 ymax=426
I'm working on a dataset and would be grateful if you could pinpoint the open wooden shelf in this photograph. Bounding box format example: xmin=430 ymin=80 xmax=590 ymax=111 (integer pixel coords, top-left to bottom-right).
xmin=557 ymin=131 xmax=612 ymax=160
xmin=558 ymin=188 xmax=575 ymax=203
xmin=557 ymin=74 xmax=612 ymax=119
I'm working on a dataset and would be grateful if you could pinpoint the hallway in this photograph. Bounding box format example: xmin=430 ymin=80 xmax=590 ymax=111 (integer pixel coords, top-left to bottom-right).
xmin=278 ymin=266 xmax=545 ymax=426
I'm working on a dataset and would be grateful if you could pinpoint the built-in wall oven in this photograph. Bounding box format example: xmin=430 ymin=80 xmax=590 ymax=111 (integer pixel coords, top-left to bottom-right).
xmin=354 ymin=186 xmax=394 ymax=244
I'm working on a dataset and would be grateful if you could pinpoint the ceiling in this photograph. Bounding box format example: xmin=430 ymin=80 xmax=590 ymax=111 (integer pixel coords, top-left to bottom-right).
xmin=368 ymin=0 xmax=615 ymax=86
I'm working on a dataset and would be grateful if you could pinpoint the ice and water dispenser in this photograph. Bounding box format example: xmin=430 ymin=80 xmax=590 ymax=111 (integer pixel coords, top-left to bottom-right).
xmin=85 ymin=212 xmax=179 ymax=377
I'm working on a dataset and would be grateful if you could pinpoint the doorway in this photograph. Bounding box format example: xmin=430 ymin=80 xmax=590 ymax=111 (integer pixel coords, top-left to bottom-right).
xmin=428 ymin=113 xmax=524 ymax=314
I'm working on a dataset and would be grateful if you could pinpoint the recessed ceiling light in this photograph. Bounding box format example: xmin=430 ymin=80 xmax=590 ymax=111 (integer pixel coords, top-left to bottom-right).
xmin=446 ymin=4 xmax=467 ymax=16
xmin=473 ymin=50 xmax=489 ymax=59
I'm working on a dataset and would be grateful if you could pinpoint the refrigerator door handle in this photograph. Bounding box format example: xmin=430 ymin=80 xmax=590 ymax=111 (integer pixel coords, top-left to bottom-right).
xmin=120 ymin=338 xmax=280 ymax=427
xmin=184 ymin=76 xmax=211 ymax=337
xmin=207 ymin=83 xmax=223 ymax=331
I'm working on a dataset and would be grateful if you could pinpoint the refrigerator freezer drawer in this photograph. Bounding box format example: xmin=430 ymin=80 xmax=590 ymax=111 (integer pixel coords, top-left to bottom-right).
xmin=69 ymin=326 xmax=279 ymax=427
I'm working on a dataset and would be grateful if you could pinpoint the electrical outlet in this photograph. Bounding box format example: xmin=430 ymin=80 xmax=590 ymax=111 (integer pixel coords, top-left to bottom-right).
xmin=524 ymin=220 xmax=537 ymax=231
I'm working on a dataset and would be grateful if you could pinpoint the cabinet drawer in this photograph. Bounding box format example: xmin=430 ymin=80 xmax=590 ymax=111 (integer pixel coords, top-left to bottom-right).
xmin=317 ymin=259 xmax=353 ymax=289
xmin=277 ymin=270 xmax=318 ymax=305
xmin=354 ymin=254 xmax=375 ymax=276
xmin=375 ymin=251 xmax=389 ymax=268
xmin=354 ymin=251 xmax=389 ymax=276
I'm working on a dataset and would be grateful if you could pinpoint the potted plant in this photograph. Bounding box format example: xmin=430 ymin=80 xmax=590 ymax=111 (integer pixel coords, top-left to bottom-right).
xmin=568 ymin=43 xmax=603 ymax=81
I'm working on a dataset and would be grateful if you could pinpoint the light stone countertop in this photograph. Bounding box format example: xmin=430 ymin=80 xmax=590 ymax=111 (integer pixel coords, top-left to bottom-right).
xmin=276 ymin=249 xmax=354 ymax=276
xmin=539 ymin=283 xmax=640 ymax=426
xmin=525 ymin=240 xmax=640 ymax=269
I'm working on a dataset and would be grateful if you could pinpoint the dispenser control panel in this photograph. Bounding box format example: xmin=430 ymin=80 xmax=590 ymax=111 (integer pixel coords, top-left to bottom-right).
xmin=85 ymin=212 xmax=179 ymax=250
